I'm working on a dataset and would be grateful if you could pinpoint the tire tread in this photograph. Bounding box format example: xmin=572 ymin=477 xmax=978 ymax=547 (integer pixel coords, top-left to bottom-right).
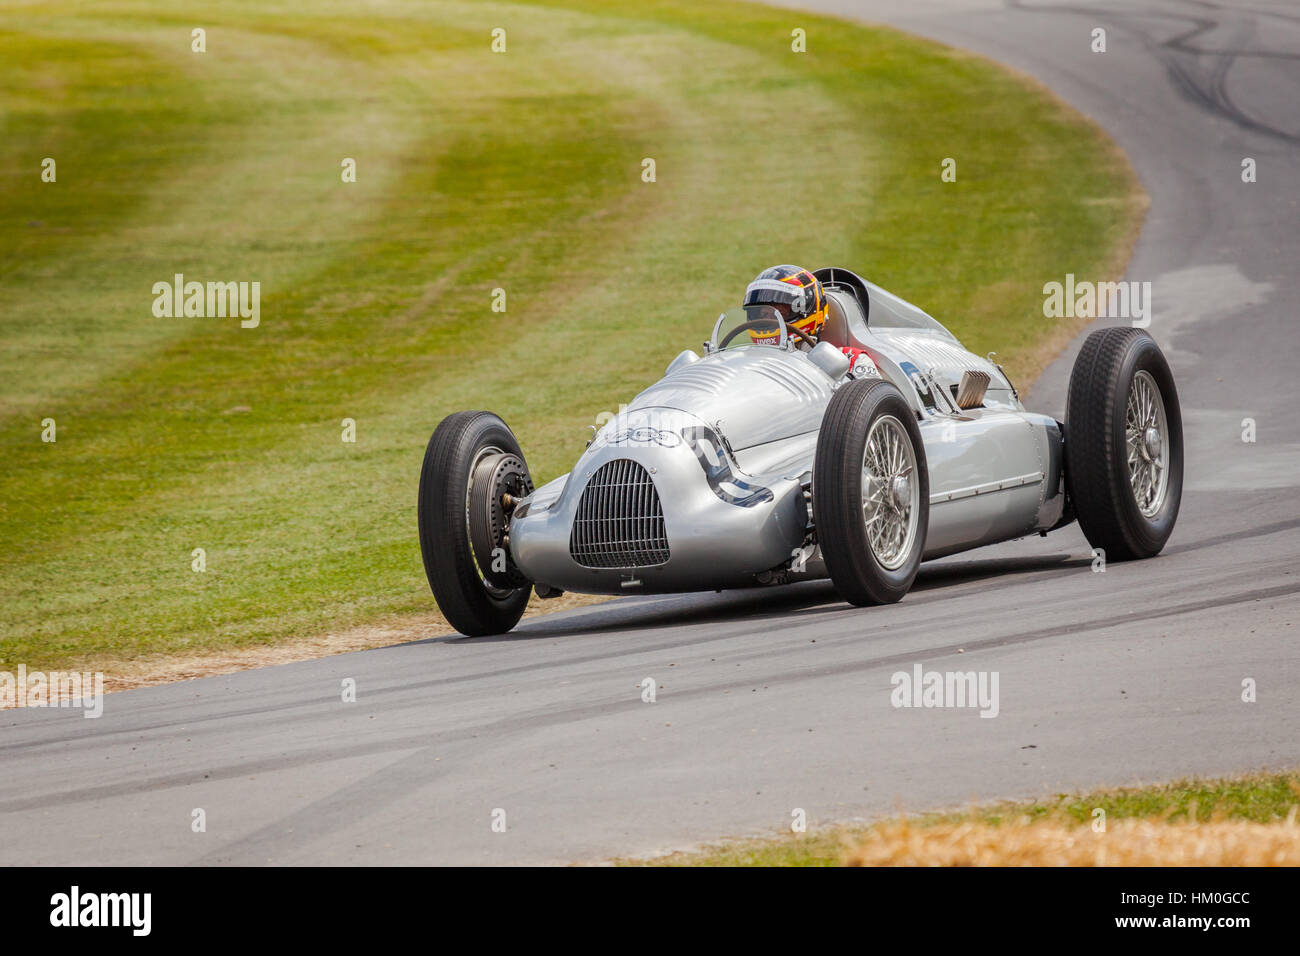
xmin=418 ymin=411 xmax=530 ymax=635
xmin=1065 ymin=327 xmax=1181 ymax=560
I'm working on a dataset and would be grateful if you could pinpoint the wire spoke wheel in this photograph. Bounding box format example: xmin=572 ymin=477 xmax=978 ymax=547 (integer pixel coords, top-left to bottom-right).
xmin=861 ymin=414 xmax=919 ymax=570
xmin=814 ymin=379 xmax=928 ymax=606
xmin=1065 ymin=327 xmax=1183 ymax=561
xmin=1125 ymin=369 xmax=1169 ymax=518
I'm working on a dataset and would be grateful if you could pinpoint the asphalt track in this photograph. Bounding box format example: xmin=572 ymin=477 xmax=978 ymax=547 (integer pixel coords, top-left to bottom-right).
xmin=2 ymin=0 xmax=1297 ymax=865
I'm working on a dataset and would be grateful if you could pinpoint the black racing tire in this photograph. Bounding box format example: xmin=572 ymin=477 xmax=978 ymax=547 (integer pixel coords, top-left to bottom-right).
xmin=813 ymin=379 xmax=929 ymax=606
xmin=418 ymin=411 xmax=531 ymax=635
xmin=1065 ymin=327 xmax=1183 ymax=561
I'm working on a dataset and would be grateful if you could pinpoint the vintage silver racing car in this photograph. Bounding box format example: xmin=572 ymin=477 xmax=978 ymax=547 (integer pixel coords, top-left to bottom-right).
xmin=418 ymin=267 xmax=1183 ymax=635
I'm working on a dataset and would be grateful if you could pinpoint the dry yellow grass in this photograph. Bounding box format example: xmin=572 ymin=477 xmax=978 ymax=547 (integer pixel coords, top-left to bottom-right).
xmin=623 ymin=773 xmax=1300 ymax=865
xmin=844 ymin=813 xmax=1300 ymax=866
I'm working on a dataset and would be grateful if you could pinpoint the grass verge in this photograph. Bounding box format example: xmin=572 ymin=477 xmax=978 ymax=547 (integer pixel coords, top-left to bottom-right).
xmin=0 ymin=0 xmax=1144 ymax=676
xmin=621 ymin=771 xmax=1300 ymax=866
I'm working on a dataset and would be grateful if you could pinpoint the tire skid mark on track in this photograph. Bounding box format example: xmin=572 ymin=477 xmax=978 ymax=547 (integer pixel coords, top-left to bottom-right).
xmin=1161 ymin=515 xmax=1300 ymax=556
xmin=2 ymin=536 xmax=1291 ymax=754
xmin=5 ymin=579 xmax=1295 ymax=815
xmin=1013 ymin=0 xmax=1300 ymax=142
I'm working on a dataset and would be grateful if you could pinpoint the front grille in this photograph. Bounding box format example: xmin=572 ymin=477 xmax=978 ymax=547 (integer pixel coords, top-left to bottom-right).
xmin=569 ymin=459 xmax=670 ymax=569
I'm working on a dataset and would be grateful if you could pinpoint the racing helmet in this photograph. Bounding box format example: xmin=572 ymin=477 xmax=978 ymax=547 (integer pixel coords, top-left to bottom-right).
xmin=743 ymin=265 xmax=828 ymax=344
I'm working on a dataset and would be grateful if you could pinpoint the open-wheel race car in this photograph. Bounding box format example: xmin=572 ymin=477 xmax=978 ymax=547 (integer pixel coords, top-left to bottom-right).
xmin=418 ymin=267 xmax=1183 ymax=636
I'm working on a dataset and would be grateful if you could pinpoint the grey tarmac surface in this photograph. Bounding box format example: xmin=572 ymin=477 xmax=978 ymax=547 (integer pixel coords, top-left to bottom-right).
xmin=2 ymin=0 xmax=1296 ymax=865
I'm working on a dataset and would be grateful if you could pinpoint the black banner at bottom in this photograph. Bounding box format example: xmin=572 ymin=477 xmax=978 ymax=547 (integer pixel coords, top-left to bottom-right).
xmin=2 ymin=865 xmax=1280 ymax=942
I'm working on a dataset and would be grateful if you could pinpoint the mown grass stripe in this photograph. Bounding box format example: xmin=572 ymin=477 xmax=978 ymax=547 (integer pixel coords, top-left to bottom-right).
xmin=0 ymin=0 xmax=1142 ymax=671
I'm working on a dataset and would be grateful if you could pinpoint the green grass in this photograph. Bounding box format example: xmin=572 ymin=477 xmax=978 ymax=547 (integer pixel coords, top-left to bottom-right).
xmin=0 ymin=0 xmax=1143 ymax=671
xmin=622 ymin=771 xmax=1300 ymax=866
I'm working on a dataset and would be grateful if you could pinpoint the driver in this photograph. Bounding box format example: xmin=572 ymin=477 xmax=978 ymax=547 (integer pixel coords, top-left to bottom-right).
xmin=743 ymin=265 xmax=828 ymax=348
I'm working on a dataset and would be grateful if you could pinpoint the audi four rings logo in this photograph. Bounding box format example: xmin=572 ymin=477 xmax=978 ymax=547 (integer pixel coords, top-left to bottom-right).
xmin=609 ymin=427 xmax=682 ymax=448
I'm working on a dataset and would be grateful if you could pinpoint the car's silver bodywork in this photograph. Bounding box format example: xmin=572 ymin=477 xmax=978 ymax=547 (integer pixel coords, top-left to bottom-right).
xmin=509 ymin=270 xmax=1068 ymax=595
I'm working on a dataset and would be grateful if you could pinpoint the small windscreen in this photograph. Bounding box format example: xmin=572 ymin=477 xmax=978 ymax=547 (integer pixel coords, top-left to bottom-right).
xmin=710 ymin=304 xmax=789 ymax=351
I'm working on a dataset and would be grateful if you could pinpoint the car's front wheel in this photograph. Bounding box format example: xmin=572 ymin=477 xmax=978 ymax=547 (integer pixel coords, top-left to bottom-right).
xmin=814 ymin=379 xmax=929 ymax=606
xmin=418 ymin=411 xmax=533 ymax=635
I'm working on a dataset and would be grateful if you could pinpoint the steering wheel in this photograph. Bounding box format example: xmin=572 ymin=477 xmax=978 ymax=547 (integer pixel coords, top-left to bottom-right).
xmin=718 ymin=319 xmax=817 ymax=350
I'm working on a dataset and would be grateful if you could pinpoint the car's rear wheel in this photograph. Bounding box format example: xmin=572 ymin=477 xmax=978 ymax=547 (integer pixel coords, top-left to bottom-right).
xmin=814 ymin=379 xmax=929 ymax=605
xmin=1065 ymin=327 xmax=1183 ymax=560
xmin=418 ymin=411 xmax=533 ymax=635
